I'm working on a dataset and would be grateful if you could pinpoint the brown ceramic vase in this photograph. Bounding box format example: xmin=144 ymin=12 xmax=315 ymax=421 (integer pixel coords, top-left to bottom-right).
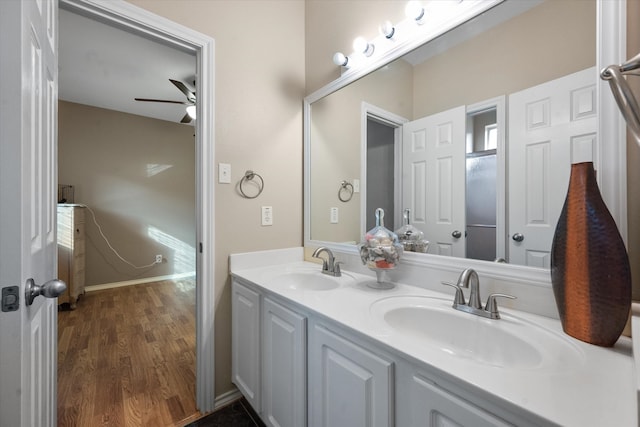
xmin=551 ymin=162 xmax=631 ymax=347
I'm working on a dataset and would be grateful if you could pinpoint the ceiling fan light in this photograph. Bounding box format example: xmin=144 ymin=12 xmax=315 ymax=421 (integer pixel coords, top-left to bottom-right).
xmin=186 ymin=105 xmax=196 ymax=119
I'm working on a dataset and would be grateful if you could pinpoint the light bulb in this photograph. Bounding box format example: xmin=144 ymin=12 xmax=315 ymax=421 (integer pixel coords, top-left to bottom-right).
xmin=380 ymin=20 xmax=395 ymax=39
xmin=332 ymin=52 xmax=349 ymax=67
xmin=186 ymin=105 xmax=196 ymax=119
xmin=353 ymin=36 xmax=375 ymax=57
xmin=405 ymin=1 xmax=425 ymax=23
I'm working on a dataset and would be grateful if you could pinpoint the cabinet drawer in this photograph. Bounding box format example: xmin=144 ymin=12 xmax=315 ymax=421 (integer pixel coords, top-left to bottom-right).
xmin=407 ymin=374 xmax=513 ymax=427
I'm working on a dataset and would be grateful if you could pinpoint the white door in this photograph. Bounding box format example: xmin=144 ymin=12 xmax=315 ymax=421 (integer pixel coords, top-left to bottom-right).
xmin=262 ymin=297 xmax=307 ymax=427
xmin=402 ymin=106 xmax=466 ymax=257
xmin=231 ymin=280 xmax=262 ymax=412
xmin=508 ymin=67 xmax=597 ymax=266
xmin=0 ymin=0 xmax=59 ymax=425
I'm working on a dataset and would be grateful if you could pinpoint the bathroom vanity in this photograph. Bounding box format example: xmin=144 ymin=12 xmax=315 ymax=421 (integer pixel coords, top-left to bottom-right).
xmin=230 ymin=248 xmax=636 ymax=427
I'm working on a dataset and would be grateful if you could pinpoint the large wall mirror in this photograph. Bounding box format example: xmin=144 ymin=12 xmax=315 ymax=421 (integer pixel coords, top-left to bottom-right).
xmin=305 ymin=0 xmax=627 ymax=274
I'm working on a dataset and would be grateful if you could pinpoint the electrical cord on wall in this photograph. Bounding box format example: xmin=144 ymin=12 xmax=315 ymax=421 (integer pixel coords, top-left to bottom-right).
xmin=76 ymin=204 xmax=158 ymax=269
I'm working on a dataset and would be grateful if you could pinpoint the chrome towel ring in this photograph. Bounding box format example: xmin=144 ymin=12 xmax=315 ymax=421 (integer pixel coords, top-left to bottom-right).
xmin=239 ymin=170 xmax=264 ymax=199
xmin=338 ymin=180 xmax=354 ymax=202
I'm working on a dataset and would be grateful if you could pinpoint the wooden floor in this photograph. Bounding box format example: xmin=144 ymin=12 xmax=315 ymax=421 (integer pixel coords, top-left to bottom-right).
xmin=57 ymin=279 xmax=198 ymax=426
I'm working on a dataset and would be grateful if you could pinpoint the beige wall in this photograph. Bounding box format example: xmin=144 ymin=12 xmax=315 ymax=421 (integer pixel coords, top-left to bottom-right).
xmin=58 ymin=101 xmax=196 ymax=285
xmin=124 ymin=0 xmax=305 ymax=397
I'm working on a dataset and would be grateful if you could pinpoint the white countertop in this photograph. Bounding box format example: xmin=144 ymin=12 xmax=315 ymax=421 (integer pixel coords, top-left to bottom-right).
xmin=230 ymin=249 xmax=637 ymax=426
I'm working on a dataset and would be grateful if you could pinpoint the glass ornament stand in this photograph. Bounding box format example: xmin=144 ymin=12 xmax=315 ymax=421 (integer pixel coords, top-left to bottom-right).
xmin=365 ymin=267 xmax=395 ymax=290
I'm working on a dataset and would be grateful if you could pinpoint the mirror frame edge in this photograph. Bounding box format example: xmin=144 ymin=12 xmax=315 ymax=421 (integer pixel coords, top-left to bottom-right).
xmin=304 ymin=0 xmax=627 ymax=283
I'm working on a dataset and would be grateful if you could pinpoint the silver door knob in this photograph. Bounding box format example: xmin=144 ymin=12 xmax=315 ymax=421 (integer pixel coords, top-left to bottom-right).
xmin=512 ymin=233 xmax=525 ymax=242
xmin=452 ymin=230 xmax=462 ymax=239
xmin=25 ymin=278 xmax=66 ymax=306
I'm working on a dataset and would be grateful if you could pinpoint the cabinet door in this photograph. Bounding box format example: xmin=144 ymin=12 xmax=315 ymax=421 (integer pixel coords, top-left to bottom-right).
xmin=309 ymin=322 xmax=393 ymax=427
xmin=408 ymin=374 xmax=513 ymax=427
xmin=232 ymin=281 xmax=261 ymax=411
xmin=262 ymin=297 xmax=307 ymax=427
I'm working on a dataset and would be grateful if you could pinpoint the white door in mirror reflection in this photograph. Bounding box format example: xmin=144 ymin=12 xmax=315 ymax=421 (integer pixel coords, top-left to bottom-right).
xmin=403 ymin=106 xmax=466 ymax=257
xmin=508 ymin=67 xmax=596 ymax=267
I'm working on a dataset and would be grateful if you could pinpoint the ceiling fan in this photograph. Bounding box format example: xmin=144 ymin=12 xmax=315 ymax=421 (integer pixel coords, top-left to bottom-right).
xmin=135 ymin=79 xmax=196 ymax=124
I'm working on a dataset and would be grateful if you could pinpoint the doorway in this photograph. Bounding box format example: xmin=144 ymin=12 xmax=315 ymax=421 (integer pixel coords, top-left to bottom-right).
xmin=361 ymin=103 xmax=408 ymax=235
xmin=366 ymin=118 xmax=396 ymax=231
xmin=59 ymin=0 xmax=215 ymax=416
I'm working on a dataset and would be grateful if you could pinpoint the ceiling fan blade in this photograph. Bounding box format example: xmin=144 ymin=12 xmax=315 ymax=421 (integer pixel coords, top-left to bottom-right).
xmin=134 ymin=97 xmax=190 ymax=105
xmin=180 ymin=112 xmax=193 ymax=124
xmin=170 ymin=79 xmax=196 ymax=102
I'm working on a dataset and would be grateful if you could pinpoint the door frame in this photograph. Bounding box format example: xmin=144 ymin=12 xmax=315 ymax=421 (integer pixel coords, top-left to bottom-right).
xmin=360 ymin=102 xmax=408 ymax=235
xmin=59 ymin=0 xmax=216 ymax=412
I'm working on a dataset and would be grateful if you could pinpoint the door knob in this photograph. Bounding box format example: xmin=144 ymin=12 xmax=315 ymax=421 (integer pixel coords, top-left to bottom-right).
xmin=25 ymin=278 xmax=66 ymax=306
xmin=452 ymin=230 xmax=462 ymax=239
xmin=512 ymin=233 xmax=525 ymax=242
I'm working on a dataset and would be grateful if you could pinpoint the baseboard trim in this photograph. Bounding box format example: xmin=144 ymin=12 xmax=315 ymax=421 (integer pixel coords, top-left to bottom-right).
xmin=213 ymin=388 xmax=243 ymax=410
xmin=85 ymin=271 xmax=196 ymax=292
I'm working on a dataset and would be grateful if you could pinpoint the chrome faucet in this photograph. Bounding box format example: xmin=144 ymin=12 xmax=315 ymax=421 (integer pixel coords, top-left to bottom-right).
xmin=442 ymin=268 xmax=516 ymax=319
xmin=312 ymin=247 xmax=342 ymax=277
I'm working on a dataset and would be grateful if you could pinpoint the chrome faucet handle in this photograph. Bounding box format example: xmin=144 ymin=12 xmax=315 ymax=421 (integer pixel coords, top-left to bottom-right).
xmin=441 ymin=281 xmax=466 ymax=306
xmin=484 ymin=293 xmax=517 ymax=319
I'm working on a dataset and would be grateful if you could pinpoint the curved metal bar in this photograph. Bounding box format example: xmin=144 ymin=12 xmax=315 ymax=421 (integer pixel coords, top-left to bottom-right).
xmin=338 ymin=180 xmax=354 ymax=202
xmin=239 ymin=170 xmax=264 ymax=199
xmin=601 ymin=57 xmax=640 ymax=146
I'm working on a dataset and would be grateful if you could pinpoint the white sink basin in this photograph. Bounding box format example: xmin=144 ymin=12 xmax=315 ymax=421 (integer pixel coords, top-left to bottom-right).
xmin=268 ymin=270 xmax=355 ymax=291
xmin=370 ymin=296 xmax=584 ymax=371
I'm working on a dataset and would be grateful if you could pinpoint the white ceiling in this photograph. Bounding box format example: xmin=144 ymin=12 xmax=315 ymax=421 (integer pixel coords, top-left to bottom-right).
xmin=59 ymin=9 xmax=196 ymax=124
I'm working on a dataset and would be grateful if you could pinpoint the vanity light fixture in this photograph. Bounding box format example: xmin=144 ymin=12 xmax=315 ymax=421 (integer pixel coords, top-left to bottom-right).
xmin=353 ymin=36 xmax=375 ymax=57
xmin=380 ymin=20 xmax=395 ymax=39
xmin=186 ymin=105 xmax=196 ymax=119
xmin=405 ymin=1 xmax=425 ymax=24
xmin=332 ymin=52 xmax=350 ymax=67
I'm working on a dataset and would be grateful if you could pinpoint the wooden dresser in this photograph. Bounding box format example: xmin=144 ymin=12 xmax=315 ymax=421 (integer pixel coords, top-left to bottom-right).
xmin=57 ymin=204 xmax=86 ymax=309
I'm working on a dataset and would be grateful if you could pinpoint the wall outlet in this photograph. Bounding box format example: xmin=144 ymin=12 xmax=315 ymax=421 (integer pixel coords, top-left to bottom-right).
xmin=155 ymin=254 xmax=163 ymax=264
xmin=330 ymin=207 xmax=339 ymax=224
xmin=261 ymin=206 xmax=273 ymax=226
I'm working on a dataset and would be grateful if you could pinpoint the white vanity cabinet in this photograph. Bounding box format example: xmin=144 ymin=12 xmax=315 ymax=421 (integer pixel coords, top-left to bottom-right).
xmin=308 ymin=320 xmax=394 ymax=427
xmin=231 ymin=279 xmax=307 ymax=427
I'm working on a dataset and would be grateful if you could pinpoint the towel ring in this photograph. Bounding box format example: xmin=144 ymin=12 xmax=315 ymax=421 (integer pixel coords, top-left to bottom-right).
xmin=338 ymin=180 xmax=354 ymax=202
xmin=239 ymin=170 xmax=264 ymax=199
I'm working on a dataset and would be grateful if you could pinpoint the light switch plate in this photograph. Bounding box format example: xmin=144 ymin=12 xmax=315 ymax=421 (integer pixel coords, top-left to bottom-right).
xmin=219 ymin=163 xmax=231 ymax=184
xmin=261 ymin=206 xmax=273 ymax=226
xmin=353 ymin=179 xmax=360 ymax=193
